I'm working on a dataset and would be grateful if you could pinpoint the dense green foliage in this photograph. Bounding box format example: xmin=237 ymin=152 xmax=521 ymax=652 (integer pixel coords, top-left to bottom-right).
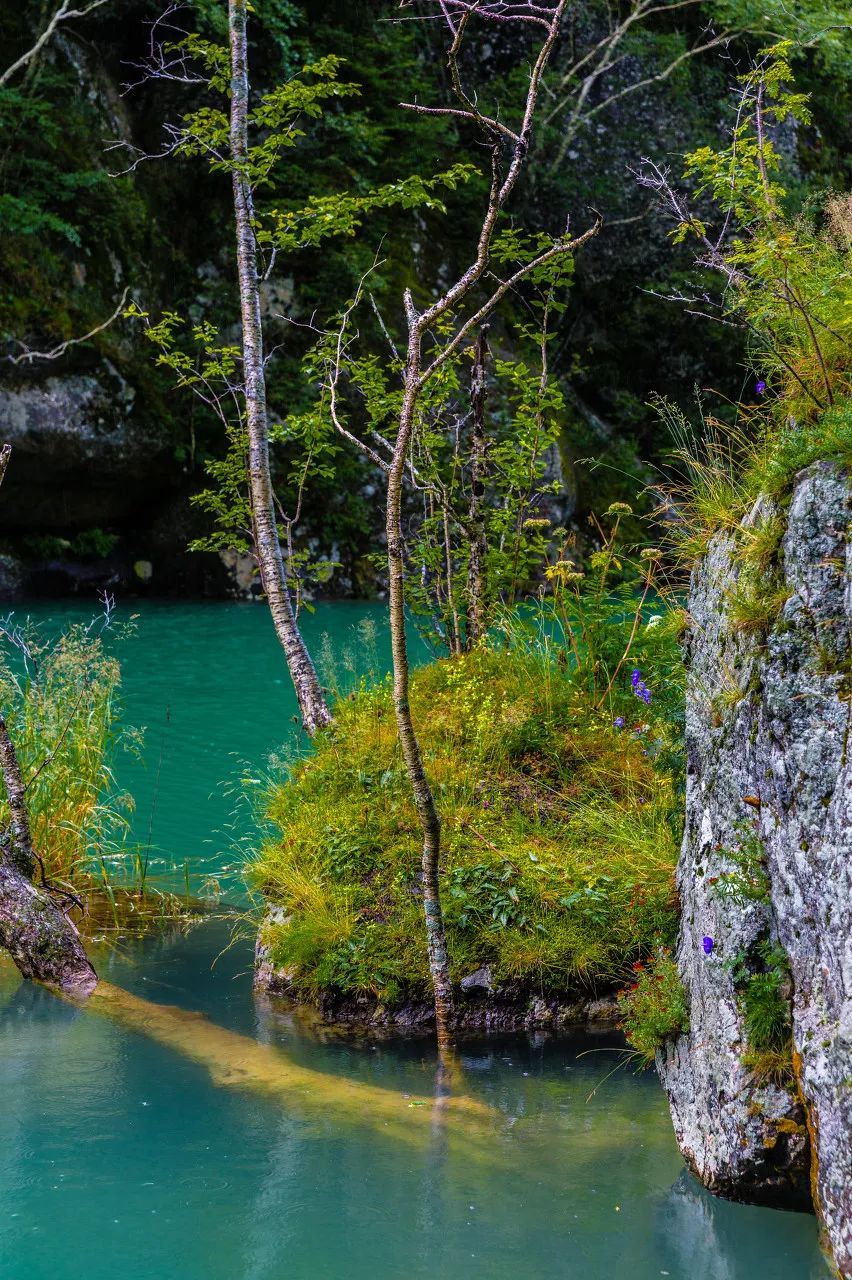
xmin=1 ymin=1 xmax=849 ymax=579
xmin=650 ymin=51 xmax=851 ymax=575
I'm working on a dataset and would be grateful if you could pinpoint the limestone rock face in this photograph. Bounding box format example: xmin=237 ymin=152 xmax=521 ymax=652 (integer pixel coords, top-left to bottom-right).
xmin=658 ymin=463 xmax=851 ymax=1274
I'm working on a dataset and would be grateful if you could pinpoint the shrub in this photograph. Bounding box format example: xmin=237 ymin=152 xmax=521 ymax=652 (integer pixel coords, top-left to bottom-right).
xmin=618 ymin=946 xmax=689 ymax=1066
xmin=646 ymin=51 xmax=852 ymax=572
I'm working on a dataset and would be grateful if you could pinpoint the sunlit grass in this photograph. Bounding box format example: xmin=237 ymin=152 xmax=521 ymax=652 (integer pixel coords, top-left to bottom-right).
xmin=0 ymin=619 xmax=139 ymax=885
xmin=250 ymin=631 xmax=683 ymax=1006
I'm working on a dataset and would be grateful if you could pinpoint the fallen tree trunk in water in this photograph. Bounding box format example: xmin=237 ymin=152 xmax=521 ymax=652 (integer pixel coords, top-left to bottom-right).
xmin=76 ymin=980 xmax=495 ymax=1150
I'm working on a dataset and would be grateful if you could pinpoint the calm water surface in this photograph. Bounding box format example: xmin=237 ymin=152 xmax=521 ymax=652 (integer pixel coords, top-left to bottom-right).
xmin=0 ymin=600 xmax=831 ymax=1280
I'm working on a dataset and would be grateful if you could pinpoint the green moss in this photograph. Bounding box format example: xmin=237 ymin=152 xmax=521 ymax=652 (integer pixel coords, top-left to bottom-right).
xmin=729 ymin=935 xmax=795 ymax=1085
xmin=250 ymin=641 xmax=683 ymax=1005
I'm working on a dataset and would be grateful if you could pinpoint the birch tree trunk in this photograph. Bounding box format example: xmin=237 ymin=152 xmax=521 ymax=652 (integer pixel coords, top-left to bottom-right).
xmin=388 ymin=326 xmax=455 ymax=1053
xmin=465 ymin=326 xmax=490 ymax=648
xmin=227 ymin=0 xmax=331 ymax=736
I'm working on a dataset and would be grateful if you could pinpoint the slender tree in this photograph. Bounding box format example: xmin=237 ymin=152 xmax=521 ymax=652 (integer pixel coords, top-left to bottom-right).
xmin=465 ymin=326 xmax=491 ymax=649
xmin=226 ymin=0 xmax=331 ymax=735
xmin=122 ymin=4 xmax=472 ymax=736
xmin=322 ymin=1 xmax=600 ymax=1050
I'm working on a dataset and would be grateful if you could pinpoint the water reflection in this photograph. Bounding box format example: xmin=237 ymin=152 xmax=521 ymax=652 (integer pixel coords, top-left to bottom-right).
xmin=0 ymin=923 xmax=831 ymax=1280
xmin=657 ymin=1170 xmax=828 ymax=1280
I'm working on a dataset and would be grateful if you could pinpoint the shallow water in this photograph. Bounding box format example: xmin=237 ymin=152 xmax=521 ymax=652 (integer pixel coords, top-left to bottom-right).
xmin=0 ymin=919 xmax=830 ymax=1280
xmin=0 ymin=600 xmax=832 ymax=1279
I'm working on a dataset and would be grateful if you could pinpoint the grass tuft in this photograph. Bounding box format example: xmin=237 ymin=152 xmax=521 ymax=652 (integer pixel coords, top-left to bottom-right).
xmin=0 ymin=618 xmax=139 ymax=884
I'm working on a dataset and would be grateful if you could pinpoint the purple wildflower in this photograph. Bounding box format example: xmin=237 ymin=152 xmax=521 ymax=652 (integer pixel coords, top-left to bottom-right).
xmin=614 ymin=717 xmax=625 ymax=729
xmin=702 ymin=936 xmax=714 ymax=955
xmin=755 ymin=379 xmax=767 ymax=396
xmin=631 ymin=668 xmax=651 ymax=704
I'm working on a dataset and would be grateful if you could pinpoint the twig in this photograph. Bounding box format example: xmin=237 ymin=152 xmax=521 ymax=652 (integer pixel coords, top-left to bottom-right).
xmin=5 ymin=290 xmax=129 ymax=366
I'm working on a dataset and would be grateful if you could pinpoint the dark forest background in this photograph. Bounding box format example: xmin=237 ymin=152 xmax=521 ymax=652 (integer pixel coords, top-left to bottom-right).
xmin=0 ymin=0 xmax=848 ymax=597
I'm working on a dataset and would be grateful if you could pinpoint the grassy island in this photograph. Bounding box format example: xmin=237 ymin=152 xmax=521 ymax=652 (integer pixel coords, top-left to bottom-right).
xmin=251 ymin=617 xmax=685 ymax=1009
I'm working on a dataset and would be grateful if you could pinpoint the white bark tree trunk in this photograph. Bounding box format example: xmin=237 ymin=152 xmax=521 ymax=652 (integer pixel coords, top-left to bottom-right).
xmin=228 ymin=0 xmax=331 ymax=736
xmin=465 ymin=326 xmax=490 ymax=648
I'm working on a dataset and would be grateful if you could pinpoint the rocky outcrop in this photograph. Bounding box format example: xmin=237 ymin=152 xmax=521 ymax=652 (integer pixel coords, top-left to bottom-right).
xmin=658 ymin=463 xmax=851 ymax=1273
xmin=255 ymin=915 xmax=619 ymax=1034
xmin=0 ymin=367 xmax=173 ymax=531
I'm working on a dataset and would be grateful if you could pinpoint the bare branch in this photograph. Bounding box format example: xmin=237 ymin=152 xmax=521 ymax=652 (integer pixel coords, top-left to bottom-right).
xmin=120 ymin=3 xmax=207 ymax=94
xmin=399 ymin=101 xmax=520 ymax=144
xmin=0 ymin=0 xmax=109 ymax=87
xmin=535 ymin=0 xmax=738 ymax=173
xmin=4 ymin=289 xmax=129 ymax=366
xmin=411 ymin=2 xmax=561 ymax=31
xmin=421 ymin=213 xmax=602 ymax=383
xmin=579 ymin=29 xmax=736 ymax=129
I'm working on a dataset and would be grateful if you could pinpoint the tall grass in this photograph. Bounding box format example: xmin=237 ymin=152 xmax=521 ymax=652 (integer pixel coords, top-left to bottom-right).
xmin=650 ymin=391 xmax=852 ymax=574
xmin=0 ymin=613 xmax=139 ymax=886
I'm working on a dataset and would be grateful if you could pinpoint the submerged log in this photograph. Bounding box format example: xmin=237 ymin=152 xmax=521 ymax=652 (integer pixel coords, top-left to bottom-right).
xmin=79 ymin=980 xmax=496 ymax=1149
xmin=659 ymin=463 xmax=851 ymax=1275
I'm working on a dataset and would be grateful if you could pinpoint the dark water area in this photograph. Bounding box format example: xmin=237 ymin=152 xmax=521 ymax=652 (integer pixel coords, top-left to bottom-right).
xmin=0 ymin=601 xmax=831 ymax=1279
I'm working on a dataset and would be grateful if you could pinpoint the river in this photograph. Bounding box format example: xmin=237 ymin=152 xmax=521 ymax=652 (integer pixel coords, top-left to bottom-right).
xmin=0 ymin=599 xmax=830 ymax=1279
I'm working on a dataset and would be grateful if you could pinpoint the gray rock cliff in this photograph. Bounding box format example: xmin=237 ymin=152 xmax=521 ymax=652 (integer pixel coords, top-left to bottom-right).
xmin=658 ymin=462 xmax=851 ymax=1275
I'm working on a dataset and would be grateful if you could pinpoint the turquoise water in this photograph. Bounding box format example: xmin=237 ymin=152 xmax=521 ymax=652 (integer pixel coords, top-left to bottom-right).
xmin=16 ymin=598 xmax=413 ymax=890
xmin=0 ymin=601 xmax=831 ymax=1279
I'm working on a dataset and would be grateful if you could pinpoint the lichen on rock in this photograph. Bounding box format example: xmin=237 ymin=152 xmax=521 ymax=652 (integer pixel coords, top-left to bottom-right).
xmin=658 ymin=462 xmax=851 ymax=1273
